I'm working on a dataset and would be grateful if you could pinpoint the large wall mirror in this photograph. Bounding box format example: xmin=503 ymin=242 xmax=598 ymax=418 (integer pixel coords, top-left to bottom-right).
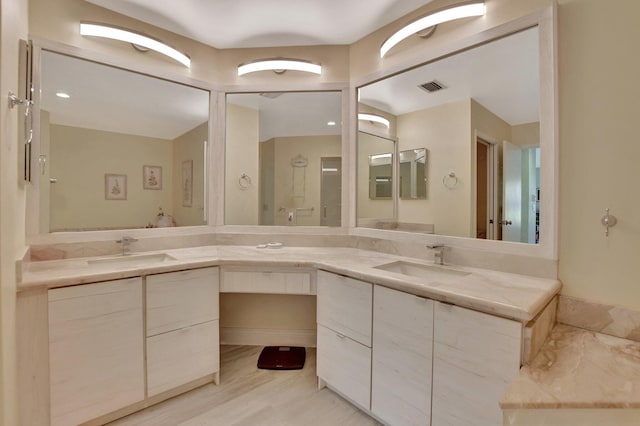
xmin=225 ymin=91 xmax=342 ymax=226
xmin=37 ymin=50 xmax=210 ymax=233
xmin=358 ymin=26 xmax=541 ymax=244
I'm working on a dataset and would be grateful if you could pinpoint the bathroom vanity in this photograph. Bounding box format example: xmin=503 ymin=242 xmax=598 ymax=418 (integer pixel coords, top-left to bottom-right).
xmin=18 ymin=245 xmax=559 ymax=425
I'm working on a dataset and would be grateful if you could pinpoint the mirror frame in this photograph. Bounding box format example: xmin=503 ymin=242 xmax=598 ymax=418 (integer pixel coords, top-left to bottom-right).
xmin=26 ymin=38 xmax=218 ymax=244
xmin=351 ymin=6 xmax=558 ymax=261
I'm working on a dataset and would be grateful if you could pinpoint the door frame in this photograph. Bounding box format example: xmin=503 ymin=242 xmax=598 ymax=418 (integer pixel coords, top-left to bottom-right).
xmin=474 ymin=131 xmax=499 ymax=240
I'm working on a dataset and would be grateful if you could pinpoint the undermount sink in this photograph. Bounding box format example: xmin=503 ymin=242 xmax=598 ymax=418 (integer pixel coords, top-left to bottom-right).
xmin=87 ymin=253 xmax=177 ymax=266
xmin=374 ymin=261 xmax=470 ymax=280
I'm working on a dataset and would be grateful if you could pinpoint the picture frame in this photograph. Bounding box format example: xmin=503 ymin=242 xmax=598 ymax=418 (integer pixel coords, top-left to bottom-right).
xmin=182 ymin=160 xmax=193 ymax=207
xmin=105 ymin=173 xmax=127 ymax=200
xmin=143 ymin=165 xmax=162 ymax=190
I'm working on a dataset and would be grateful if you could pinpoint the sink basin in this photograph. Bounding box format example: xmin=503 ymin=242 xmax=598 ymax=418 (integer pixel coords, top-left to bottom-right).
xmin=87 ymin=253 xmax=177 ymax=266
xmin=374 ymin=261 xmax=470 ymax=280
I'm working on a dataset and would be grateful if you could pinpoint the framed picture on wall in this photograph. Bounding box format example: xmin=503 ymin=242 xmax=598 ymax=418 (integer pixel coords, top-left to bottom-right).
xmin=143 ymin=165 xmax=162 ymax=190
xmin=105 ymin=174 xmax=127 ymax=200
xmin=182 ymin=160 xmax=193 ymax=207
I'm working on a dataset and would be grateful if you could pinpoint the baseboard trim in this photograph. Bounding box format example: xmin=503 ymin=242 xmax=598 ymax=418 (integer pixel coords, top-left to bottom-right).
xmin=220 ymin=327 xmax=317 ymax=347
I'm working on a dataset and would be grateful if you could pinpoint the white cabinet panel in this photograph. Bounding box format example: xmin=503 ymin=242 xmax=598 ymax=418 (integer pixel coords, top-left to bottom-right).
xmin=147 ymin=320 xmax=220 ymax=397
xmin=372 ymin=285 xmax=434 ymax=426
xmin=48 ymin=278 xmax=144 ymax=426
xmin=221 ymin=268 xmax=313 ymax=295
xmin=147 ymin=267 xmax=219 ymax=336
xmin=432 ymin=302 xmax=522 ymax=426
xmin=317 ymin=271 xmax=372 ymax=346
xmin=317 ymin=325 xmax=371 ymax=410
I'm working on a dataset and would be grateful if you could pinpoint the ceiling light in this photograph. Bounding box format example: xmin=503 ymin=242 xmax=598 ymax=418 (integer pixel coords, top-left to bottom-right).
xmin=56 ymin=92 xmax=70 ymax=99
xmin=238 ymin=59 xmax=322 ymax=76
xmin=358 ymin=113 xmax=391 ymax=129
xmin=80 ymin=23 xmax=191 ymax=68
xmin=380 ymin=1 xmax=485 ymax=58
xmin=327 ymin=121 xmax=337 ymax=126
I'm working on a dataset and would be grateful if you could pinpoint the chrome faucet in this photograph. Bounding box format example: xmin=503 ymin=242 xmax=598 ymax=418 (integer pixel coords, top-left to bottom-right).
xmin=116 ymin=236 xmax=138 ymax=256
xmin=426 ymin=244 xmax=445 ymax=265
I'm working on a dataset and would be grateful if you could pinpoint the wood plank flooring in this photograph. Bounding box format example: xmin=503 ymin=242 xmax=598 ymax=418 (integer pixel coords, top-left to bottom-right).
xmin=110 ymin=345 xmax=381 ymax=426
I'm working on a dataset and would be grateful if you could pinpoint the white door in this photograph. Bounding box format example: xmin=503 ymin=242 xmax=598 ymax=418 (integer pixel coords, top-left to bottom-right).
xmin=502 ymin=140 xmax=522 ymax=242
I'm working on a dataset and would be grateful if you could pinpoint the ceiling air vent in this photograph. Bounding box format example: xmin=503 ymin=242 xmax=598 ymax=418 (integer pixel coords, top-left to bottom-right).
xmin=419 ymin=80 xmax=446 ymax=93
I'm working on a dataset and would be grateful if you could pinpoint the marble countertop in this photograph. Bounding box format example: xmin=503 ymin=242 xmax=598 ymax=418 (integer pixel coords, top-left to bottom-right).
xmin=501 ymin=324 xmax=640 ymax=408
xmin=19 ymin=245 xmax=561 ymax=322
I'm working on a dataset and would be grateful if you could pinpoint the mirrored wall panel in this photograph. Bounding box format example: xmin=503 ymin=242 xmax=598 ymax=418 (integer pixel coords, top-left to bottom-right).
xmin=357 ymin=132 xmax=395 ymax=228
xmin=358 ymin=27 xmax=541 ymax=243
xmin=225 ymin=91 xmax=342 ymax=226
xmin=39 ymin=51 xmax=210 ymax=232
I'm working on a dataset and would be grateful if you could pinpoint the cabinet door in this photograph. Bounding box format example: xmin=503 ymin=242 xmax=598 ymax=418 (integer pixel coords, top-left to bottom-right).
xmin=432 ymin=302 xmax=522 ymax=426
xmin=49 ymin=278 xmax=144 ymax=426
xmin=317 ymin=325 xmax=371 ymax=410
xmin=147 ymin=267 xmax=219 ymax=336
xmin=221 ymin=269 xmax=314 ymax=294
xmin=317 ymin=271 xmax=372 ymax=346
xmin=372 ymin=285 xmax=433 ymax=426
xmin=147 ymin=320 xmax=219 ymax=396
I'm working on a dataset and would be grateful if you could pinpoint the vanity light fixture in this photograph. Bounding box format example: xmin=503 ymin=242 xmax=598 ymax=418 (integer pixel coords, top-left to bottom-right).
xmin=380 ymin=1 xmax=486 ymax=58
xmin=79 ymin=23 xmax=191 ymax=68
xmin=56 ymin=92 xmax=70 ymax=99
xmin=358 ymin=113 xmax=391 ymax=129
xmin=237 ymin=59 xmax=322 ymax=76
xmin=370 ymin=153 xmax=392 ymax=160
xmin=327 ymin=121 xmax=337 ymax=126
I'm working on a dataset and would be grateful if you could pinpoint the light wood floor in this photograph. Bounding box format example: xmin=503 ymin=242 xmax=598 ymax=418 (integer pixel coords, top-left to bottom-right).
xmin=110 ymin=345 xmax=381 ymax=426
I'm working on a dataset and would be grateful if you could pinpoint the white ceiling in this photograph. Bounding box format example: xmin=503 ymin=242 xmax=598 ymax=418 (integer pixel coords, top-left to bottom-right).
xmin=359 ymin=27 xmax=539 ymax=125
xmin=41 ymin=51 xmax=210 ymax=140
xmin=228 ymin=92 xmax=342 ymax=142
xmin=85 ymin=0 xmax=433 ymax=49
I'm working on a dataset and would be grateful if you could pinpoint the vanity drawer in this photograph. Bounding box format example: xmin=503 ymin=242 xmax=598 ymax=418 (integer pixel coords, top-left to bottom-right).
xmin=220 ymin=268 xmax=314 ymax=295
xmin=146 ymin=319 xmax=219 ymax=397
xmin=146 ymin=267 xmax=219 ymax=337
xmin=317 ymin=271 xmax=372 ymax=346
xmin=317 ymin=324 xmax=371 ymax=411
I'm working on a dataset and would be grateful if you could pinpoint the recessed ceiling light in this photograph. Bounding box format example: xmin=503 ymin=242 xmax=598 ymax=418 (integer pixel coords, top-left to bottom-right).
xmin=327 ymin=121 xmax=337 ymax=126
xmin=56 ymin=92 xmax=70 ymax=99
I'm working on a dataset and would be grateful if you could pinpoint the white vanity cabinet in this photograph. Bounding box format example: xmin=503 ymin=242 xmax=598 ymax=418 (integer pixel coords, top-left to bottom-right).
xmin=432 ymin=302 xmax=522 ymax=426
xmin=48 ymin=277 xmax=145 ymax=426
xmin=371 ymin=285 xmax=434 ymax=426
xmin=316 ymin=270 xmax=373 ymax=410
xmin=146 ymin=267 xmax=220 ymax=396
xmin=220 ymin=266 xmax=315 ymax=295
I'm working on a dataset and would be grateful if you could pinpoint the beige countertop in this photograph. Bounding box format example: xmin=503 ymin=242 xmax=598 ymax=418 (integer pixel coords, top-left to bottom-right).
xmin=19 ymin=245 xmax=561 ymax=322
xmin=501 ymin=324 xmax=640 ymax=409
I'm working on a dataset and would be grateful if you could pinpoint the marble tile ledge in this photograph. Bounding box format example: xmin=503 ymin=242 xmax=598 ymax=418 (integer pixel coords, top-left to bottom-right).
xmin=501 ymin=324 xmax=640 ymax=409
xmin=18 ymin=245 xmax=560 ymax=322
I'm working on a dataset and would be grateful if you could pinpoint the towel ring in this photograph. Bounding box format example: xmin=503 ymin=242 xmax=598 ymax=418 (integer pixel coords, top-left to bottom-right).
xmin=443 ymin=172 xmax=458 ymax=189
xmin=238 ymin=173 xmax=252 ymax=190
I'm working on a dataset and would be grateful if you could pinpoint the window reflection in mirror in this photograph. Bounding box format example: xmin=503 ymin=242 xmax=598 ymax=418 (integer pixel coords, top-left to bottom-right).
xmin=357 ymin=27 xmax=540 ymax=244
xmin=225 ymin=92 xmax=342 ymax=226
xmin=39 ymin=51 xmax=209 ymax=232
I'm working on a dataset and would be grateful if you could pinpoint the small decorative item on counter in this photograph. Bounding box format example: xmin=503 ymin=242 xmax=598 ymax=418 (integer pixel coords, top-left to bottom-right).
xmin=155 ymin=207 xmax=176 ymax=227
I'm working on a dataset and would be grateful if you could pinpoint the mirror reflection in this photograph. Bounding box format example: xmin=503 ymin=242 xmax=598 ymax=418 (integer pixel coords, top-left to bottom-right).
xmin=358 ymin=27 xmax=540 ymax=244
xmin=39 ymin=51 xmax=209 ymax=232
xmin=399 ymin=148 xmax=427 ymax=200
xmin=357 ymin=132 xmax=394 ymax=228
xmin=225 ymin=92 xmax=342 ymax=226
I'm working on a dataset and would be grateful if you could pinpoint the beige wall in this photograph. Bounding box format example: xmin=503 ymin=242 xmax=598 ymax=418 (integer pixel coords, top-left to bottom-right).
xmin=49 ymin=125 xmax=174 ymax=230
xmin=0 ymin=0 xmax=28 ymax=423
xmin=172 ymin=122 xmax=208 ymax=227
xmin=272 ymin=135 xmax=342 ymax=226
xmin=557 ymin=0 xmax=640 ymax=309
xmin=512 ymin=122 xmax=540 ymax=148
xmin=397 ymin=99 xmax=472 ymax=237
xmin=225 ymin=103 xmax=260 ymax=225
xmin=220 ymin=294 xmax=316 ymax=332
